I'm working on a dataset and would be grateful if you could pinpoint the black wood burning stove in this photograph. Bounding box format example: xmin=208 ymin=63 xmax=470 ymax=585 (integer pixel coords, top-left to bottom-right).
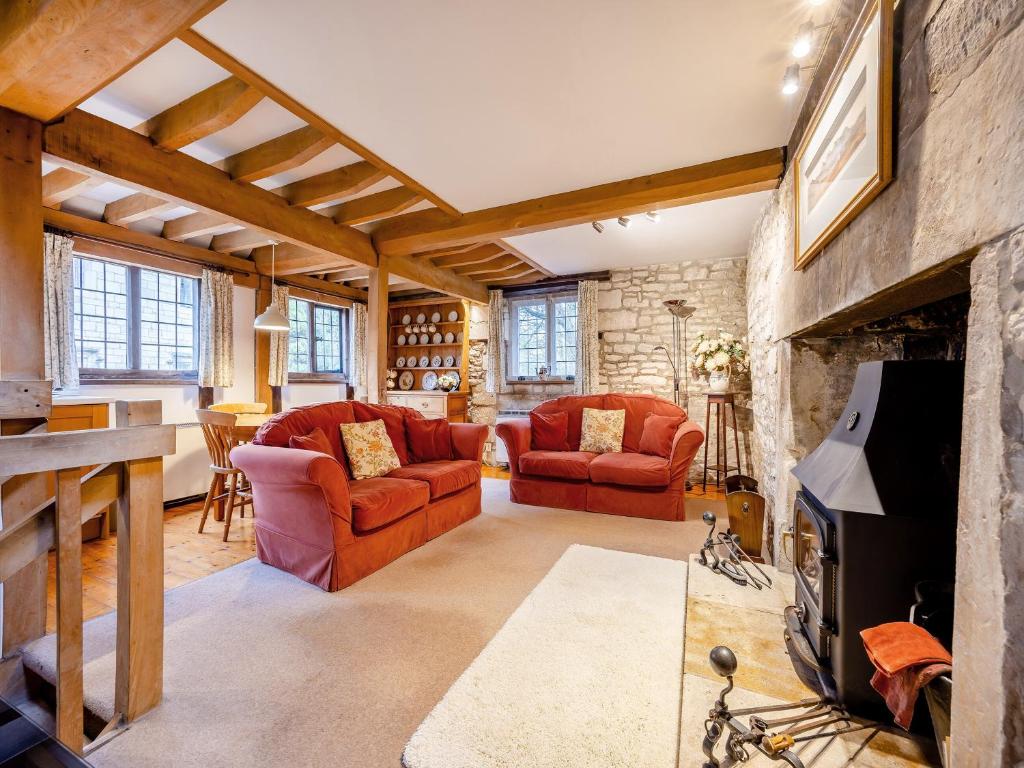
xmin=786 ymin=361 xmax=963 ymax=719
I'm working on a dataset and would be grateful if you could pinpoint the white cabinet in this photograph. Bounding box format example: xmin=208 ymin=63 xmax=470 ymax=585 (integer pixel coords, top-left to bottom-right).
xmin=387 ymin=391 xmax=467 ymax=421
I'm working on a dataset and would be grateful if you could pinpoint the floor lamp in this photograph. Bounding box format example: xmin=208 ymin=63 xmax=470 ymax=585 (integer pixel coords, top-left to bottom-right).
xmin=655 ymin=299 xmax=696 ymax=410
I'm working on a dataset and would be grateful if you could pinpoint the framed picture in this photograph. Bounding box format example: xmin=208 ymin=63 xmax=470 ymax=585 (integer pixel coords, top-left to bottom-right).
xmin=794 ymin=0 xmax=894 ymax=270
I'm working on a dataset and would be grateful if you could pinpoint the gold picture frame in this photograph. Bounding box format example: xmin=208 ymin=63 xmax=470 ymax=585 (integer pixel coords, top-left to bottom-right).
xmin=794 ymin=0 xmax=894 ymax=270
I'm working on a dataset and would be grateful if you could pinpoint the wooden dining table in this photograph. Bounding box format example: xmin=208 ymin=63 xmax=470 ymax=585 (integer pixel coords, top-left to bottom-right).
xmin=231 ymin=413 xmax=271 ymax=442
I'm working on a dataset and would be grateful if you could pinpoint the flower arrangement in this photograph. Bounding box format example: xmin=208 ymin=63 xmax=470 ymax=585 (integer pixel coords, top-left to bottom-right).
xmin=437 ymin=372 xmax=458 ymax=392
xmin=690 ymin=332 xmax=748 ymax=375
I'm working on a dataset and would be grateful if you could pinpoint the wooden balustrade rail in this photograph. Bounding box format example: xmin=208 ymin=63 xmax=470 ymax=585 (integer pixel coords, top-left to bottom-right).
xmin=0 ymin=398 xmax=175 ymax=755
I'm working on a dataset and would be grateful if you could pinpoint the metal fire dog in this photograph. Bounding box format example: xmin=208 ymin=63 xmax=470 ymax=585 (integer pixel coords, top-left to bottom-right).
xmin=698 ymin=511 xmax=773 ymax=589
xmin=701 ymin=646 xmax=868 ymax=768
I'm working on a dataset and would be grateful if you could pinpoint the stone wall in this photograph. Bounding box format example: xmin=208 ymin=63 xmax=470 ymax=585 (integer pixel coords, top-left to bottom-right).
xmin=745 ymin=0 xmax=1024 ymax=762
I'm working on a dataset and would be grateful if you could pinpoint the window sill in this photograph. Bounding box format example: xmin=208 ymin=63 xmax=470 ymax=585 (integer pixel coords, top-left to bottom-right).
xmin=80 ymin=371 xmax=198 ymax=386
xmin=287 ymin=373 xmax=349 ymax=384
xmin=505 ymin=378 xmax=575 ymax=386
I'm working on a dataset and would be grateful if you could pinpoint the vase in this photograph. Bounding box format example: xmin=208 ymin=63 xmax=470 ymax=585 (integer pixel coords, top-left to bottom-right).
xmin=708 ymin=369 xmax=730 ymax=393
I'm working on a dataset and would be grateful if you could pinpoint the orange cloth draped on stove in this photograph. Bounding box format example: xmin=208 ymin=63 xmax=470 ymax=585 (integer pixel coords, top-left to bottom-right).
xmin=860 ymin=621 xmax=952 ymax=730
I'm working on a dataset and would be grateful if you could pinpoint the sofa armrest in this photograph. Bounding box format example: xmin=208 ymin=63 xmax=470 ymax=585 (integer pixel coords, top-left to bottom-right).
xmin=495 ymin=418 xmax=531 ymax=476
xmin=669 ymin=420 xmax=705 ymax=486
xmin=450 ymin=422 xmax=489 ymax=461
xmin=230 ymin=444 xmax=354 ymax=544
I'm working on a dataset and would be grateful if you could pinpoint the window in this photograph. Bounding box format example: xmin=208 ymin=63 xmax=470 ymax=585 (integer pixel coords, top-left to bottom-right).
xmin=507 ymin=293 xmax=578 ymax=379
xmin=72 ymin=255 xmax=199 ymax=380
xmin=287 ymin=297 xmax=349 ymax=378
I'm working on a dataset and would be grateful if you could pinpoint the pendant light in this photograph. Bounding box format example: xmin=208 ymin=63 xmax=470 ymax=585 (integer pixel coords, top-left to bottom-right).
xmin=254 ymin=241 xmax=290 ymax=332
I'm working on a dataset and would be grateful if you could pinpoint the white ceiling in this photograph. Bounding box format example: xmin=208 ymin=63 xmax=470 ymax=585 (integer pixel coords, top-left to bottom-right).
xmin=195 ymin=0 xmax=804 ymax=212
xmin=506 ymin=191 xmax=773 ymax=273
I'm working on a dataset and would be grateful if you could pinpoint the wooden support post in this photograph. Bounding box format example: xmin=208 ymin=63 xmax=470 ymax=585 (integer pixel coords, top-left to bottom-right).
xmin=0 ymin=106 xmax=47 ymax=657
xmin=113 ymin=401 xmax=164 ymax=722
xmin=55 ymin=467 xmax=84 ymax=754
xmin=366 ymin=259 xmax=390 ymax=404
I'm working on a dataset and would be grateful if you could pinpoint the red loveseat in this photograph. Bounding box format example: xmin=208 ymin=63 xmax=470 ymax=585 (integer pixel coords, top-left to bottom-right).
xmin=495 ymin=394 xmax=704 ymax=521
xmin=230 ymin=401 xmax=488 ymax=591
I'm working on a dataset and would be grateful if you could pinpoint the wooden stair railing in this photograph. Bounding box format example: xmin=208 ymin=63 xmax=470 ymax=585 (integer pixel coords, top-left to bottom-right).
xmin=0 ymin=397 xmax=175 ymax=755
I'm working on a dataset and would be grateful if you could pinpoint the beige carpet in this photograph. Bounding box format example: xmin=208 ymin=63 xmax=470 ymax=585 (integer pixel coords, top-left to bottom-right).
xmin=21 ymin=479 xmax=710 ymax=768
xmin=403 ymin=545 xmax=687 ymax=768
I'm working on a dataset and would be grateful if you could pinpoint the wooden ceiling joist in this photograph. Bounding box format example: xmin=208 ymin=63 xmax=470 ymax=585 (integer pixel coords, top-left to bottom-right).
xmin=223 ymin=125 xmax=333 ymax=182
xmin=0 ymin=0 xmax=225 ymax=122
xmin=384 ymin=255 xmax=488 ymax=304
xmin=324 ymin=186 xmax=423 ymax=225
xmin=453 ymin=255 xmax=522 ymax=276
xmin=44 ymin=109 xmax=377 ymax=269
xmin=323 ymin=267 xmax=370 ymax=282
xmin=431 ymin=244 xmax=505 ymax=269
xmin=103 ymin=193 xmax=177 ymax=226
xmin=496 ymin=240 xmax=556 ymax=277
xmin=374 ymin=148 xmax=786 ymax=256
xmin=42 ymin=168 xmax=101 ymax=207
xmin=486 ymin=269 xmax=543 ymax=285
xmin=275 ymin=161 xmax=387 ymax=208
xmin=138 ymin=76 xmax=263 ymax=151
xmin=250 ymin=243 xmax=343 ymax=276
xmin=162 ymin=212 xmax=235 ymax=242
xmin=470 ymin=264 xmax=537 ymax=282
xmin=209 ymin=228 xmax=275 ymax=253
xmin=413 ymin=242 xmax=484 ymax=259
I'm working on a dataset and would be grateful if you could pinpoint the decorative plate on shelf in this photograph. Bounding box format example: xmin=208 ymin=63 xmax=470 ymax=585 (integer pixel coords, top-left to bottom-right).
xmin=443 ymin=355 xmax=455 ymax=367
xmin=445 ymin=370 xmax=461 ymax=389
xmin=419 ymin=333 xmax=429 ymax=344
xmin=432 ymin=332 xmax=443 ymax=344
xmin=401 ymin=314 xmax=411 ymax=325
xmin=416 ymin=313 xmax=426 ymax=324
xmin=456 ymin=331 xmax=464 ymax=342
xmin=397 ymin=334 xmax=406 ymax=346
xmin=422 ymin=371 xmax=438 ymax=391
xmin=444 ymin=332 xmax=455 ymax=343
xmin=398 ymin=371 xmax=414 ymax=390
xmin=418 ymin=355 xmax=430 ymax=368
xmin=431 ymin=355 xmax=442 ymax=368
xmin=396 ymin=356 xmax=406 ymax=368
xmin=448 ymin=310 xmax=459 ymax=322
xmin=431 ymin=312 xmax=442 ymax=323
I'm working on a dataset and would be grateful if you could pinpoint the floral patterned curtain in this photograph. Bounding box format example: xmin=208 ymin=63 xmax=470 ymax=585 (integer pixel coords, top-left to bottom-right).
xmin=267 ymin=284 xmax=290 ymax=387
xmin=198 ymin=269 xmax=234 ymax=387
xmin=352 ymin=301 xmax=367 ymax=397
xmin=574 ymin=280 xmax=599 ymax=395
xmin=43 ymin=230 xmax=79 ymax=391
xmin=485 ymin=289 xmax=507 ymax=394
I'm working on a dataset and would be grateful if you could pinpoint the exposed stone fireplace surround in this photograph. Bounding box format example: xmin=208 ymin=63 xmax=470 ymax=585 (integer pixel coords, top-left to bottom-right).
xmin=745 ymin=0 xmax=1024 ymax=762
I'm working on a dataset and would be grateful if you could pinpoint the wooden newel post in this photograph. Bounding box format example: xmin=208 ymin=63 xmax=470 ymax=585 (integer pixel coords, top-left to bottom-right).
xmin=113 ymin=400 xmax=165 ymax=721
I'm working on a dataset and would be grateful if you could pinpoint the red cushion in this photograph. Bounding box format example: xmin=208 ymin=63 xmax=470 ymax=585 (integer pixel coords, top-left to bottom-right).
xmin=638 ymin=413 xmax=684 ymax=458
xmin=405 ymin=417 xmax=453 ymax=462
xmin=588 ymin=452 xmax=671 ymax=487
xmin=604 ymin=393 xmax=686 ymax=452
xmin=353 ymin=401 xmax=413 ymax=465
xmin=253 ymin=401 xmax=355 ymax=463
xmin=519 ymin=450 xmax=597 ymax=480
xmin=349 ymin=477 xmax=429 ymax=532
xmin=388 ymin=460 xmax=480 ymax=499
xmin=532 ymin=395 xmax=604 ymax=451
xmin=530 ymin=411 xmax=570 ymax=452
xmin=288 ymin=427 xmax=335 ymax=456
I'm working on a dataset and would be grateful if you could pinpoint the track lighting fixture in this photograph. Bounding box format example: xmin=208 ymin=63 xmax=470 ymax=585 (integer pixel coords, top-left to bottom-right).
xmin=617 ymin=216 xmax=631 ymax=229
xmin=792 ymin=21 xmax=814 ymax=58
xmin=592 ymin=221 xmax=604 ymax=233
xmin=782 ymin=63 xmax=801 ymax=95
xmin=645 ymin=211 xmax=660 ymax=223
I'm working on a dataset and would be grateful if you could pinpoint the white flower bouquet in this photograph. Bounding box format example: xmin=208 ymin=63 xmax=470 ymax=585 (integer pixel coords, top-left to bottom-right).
xmin=690 ymin=332 xmax=748 ymax=375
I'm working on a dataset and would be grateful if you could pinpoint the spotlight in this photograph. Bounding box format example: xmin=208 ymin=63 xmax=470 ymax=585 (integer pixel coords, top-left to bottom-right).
xmin=782 ymin=63 xmax=800 ymax=95
xmin=592 ymin=221 xmax=604 ymax=233
xmin=792 ymin=21 xmax=814 ymax=58
xmin=617 ymin=216 xmax=631 ymax=229
xmin=645 ymin=211 xmax=660 ymax=223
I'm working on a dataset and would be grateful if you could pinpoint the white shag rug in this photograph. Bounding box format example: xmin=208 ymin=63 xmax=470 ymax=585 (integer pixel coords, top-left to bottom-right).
xmin=402 ymin=544 xmax=688 ymax=768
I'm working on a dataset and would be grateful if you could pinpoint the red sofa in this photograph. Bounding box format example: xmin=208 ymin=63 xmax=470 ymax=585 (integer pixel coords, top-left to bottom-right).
xmin=230 ymin=401 xmax=488 ymax=591
xmin=495 ymin=394 xmax=704 ymax=521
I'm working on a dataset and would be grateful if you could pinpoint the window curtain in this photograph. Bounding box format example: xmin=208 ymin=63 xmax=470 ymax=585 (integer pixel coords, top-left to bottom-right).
xmin=43 ymin=230 xmax=79 ymax=391
xmin=485 ymin=289 xmax=507 ymax=394
xmin=351 ymin=301 xmax=367 ymax=397
xmin=574 ymin=279 xmax=599 ymax=395
xmin=198 ymin=269 xmax=234 ymax=387
xmin=267 ymin=285 xmax=289 ymax=387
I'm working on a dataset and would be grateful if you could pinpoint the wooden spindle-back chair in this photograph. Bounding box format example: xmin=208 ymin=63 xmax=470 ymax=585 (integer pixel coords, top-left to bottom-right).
xmin=196 ymin=408 xmax=253 ymax=541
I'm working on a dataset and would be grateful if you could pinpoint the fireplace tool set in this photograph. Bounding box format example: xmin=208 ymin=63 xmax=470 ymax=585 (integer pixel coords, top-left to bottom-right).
xmin=697 ymin=511 xmax=772 ymax=589
xmin=701 ymin=646 xmax=868 ymax=768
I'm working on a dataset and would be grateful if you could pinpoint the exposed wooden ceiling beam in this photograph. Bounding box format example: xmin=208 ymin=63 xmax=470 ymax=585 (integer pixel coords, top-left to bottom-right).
xmin=223 ymin=125 xmax=332 ymax=182
xmin=414 ymin=242 xmax=484 ymax=259
xmin=374 ymin=148 xmax=786 ymax=256
xmin=44 ymin=109 xmax=377 ymax=269
xmin=274 ymin=161 xmax=386 ymax=207
xmin=209 ymin=228 xmax=275 ymax=253
xmin=42 ymin=168 xmax=101 ymax=207
xmin=323 ymin=186 xmax=423 ymax=225
xmin=384 ymin=255 xmax=488 ymax=304
xmin=162 ymin=212 xmax=235 ymax=241
xmin=138 ymin=76 xmax=262 ymax=150
xmin=453 ymin=255 xmax=522 ymax=276
xmin=0 ymin=1 xmax=224 ymax=122
xmin=431 ymin=244 xmax=505 ymax=268
xmin=487 ymin=270 xmax=544 ymax=285
xmin=323 ymin=267 xmax=370 ymax=282
xmin=179 ymin=29 xmax=460 ymax=217
xmin=103 ymin=193 xmax=177 ymax=226
xmin=496 ymin=240 xmax=555 ymax=277
xmin=470 ymin=264 xmax=537 ymax=282
xmin=250 ymin=243 xmax=342 ymax=276
xmin=278 ymin=273 xmax=366 ymax=302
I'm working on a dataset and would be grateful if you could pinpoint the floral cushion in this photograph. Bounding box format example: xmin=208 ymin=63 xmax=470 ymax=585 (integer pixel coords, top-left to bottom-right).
xmin=579 ymin=408 xmax=625 ymax=454
xmin=339 ymin=419 xmax=401 ymax=480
